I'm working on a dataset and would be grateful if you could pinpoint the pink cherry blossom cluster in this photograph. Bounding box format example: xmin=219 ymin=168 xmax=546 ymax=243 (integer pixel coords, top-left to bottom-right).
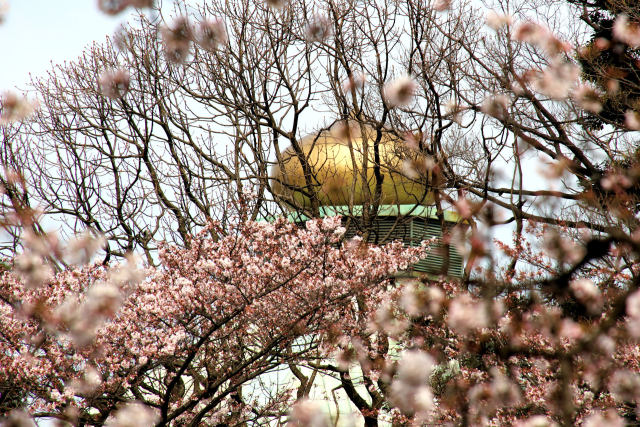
xmin=160 ymin=16 xmax=228 ymax=63
xmin=0 ymin=92 xmax=39 ymax=125
xmin=305 ymin=14 xmax=332 ymax=43
xmin=0 ymin=0 xmax=8 ymax=24
xmin=335 ymin=219 xmax=640 ymax=425
xmin=383 ymin=76 xmax=418 ymax=108
xmin=0 ymin=216 xmax=423 ymax=425
xmin=612 ymin=15 xmax=640 ymax=49
xmin=98 ymin=69 xmax=131 ymax=99
xmin=482 ymin=16 xmax=610 ymax=116
xmin=510 ymin=22 xmax=580 ymax=102
xmin=97 ymin=0 xmax=153 ymax=16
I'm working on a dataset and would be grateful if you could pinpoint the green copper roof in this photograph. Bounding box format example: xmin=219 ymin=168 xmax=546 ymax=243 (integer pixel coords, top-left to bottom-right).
xmin=262 ymin=204 xmax=465 ymax=278
xmin=285 ymin=204 xmax=462 ymax=223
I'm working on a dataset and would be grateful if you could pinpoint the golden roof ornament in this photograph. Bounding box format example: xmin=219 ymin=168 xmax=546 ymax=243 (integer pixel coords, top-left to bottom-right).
xmin=271 ymin=120 xmax=434 ymax=210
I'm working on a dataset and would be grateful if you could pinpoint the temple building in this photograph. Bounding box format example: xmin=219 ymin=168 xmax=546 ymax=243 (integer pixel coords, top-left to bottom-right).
xmin=271 ymin=120 xmax=464 ymax=278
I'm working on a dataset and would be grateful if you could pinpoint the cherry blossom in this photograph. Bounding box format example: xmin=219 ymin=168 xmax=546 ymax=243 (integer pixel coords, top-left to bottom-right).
xmin=569 ymin=278 xmax=602 ymax=314
xmin=196 ymin=18 xmax=227 ymax=50
xmin=266 ymin=0 xmax=286 ymax=9
xmin=447 ymin=293 xmax=489 ymax=333
xmin=612 ymin=15 xmax=640 ymax=49
xmin=481 ymin=94 xmax=510 ymax=119
xmin=383 ymin=76 xmax=418 ymax=108
xmin=98 ymin=69 xmax=131 ymax=99
xmin=532 ymin=60 xmax=581 ymax=99
xmin=582 ymin=410 xmax=625 ymax=427
xmin=390 ymin=350 xmax=435 ymax=419
xmin=485 ymin=11 xmax=512 ymax=30
xmin=97 ymin=0 xmax=153 ymax=15
xmin=513 ymin=21 xmax=572 ymax=57
xmin=0 ymin=217 xmax=422 ymax=424
xmin=625 ymin=110 xmax=640 ymax=130
xmin=5 ymin=0 xmax=640 ymax=425
xmin=105 ymin=402 xmax=159 ymax=427
xmin=287 ymin=399 xmax=330 ymax=427
xmin=572 ymin=84 xmax=603 ymax=113
xmin=341 ymin=72 xmax=366 ymax=92
xmin=0 ymin=0 xmax=8 ymax=24
xmin=0 ymin=92 xmax=38 ymax=125
xmin=432 ymin=0 xmax=451 ymax=12
xmin=161 ymin=17 xmax=193 ymax=63
xmin=305 ymin=14 xmax=332 ymax=42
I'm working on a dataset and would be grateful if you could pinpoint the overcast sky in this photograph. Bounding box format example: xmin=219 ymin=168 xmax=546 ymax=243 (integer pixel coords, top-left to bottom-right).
xmin=0 ymin=1 xmax=139 ymax=91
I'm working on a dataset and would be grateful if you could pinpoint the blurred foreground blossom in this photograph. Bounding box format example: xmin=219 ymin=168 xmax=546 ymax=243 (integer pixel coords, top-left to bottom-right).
xmin=196 ymin=19 xmax=227 ymax=50
xmin=543 ymin=228 xmax=586 ymax=264
xmin=53 ymin=254 xmax=142 ymax=346
xmin=305 ymin=14 xmax=332 ymax=42
xmin=390 ymin=350 xmax=435 ymax=419
xmin=85 ymin=281 xmax=122 ymax=318
xmin=626 ymin=289 xmax=640 ymax=318
xmin=13 ymin=252 xmax=52 ymax=289
xmin=0 ymin=0 xmax=9 ymax=24
xmin=443 ymin=98 xmax=464 ymax=122
xmin=127 ymin=0 xmax=154 ymax=6
xmin=98 ymin=0 xmax=129 ymax=15
xmin=21 ymin=229 xmax=62 ymax=259
xmin=513 ymin=21 xmax=571 ymax=57
xmin=532 ymin=60 xmax=580 ymax=99
xmin=453 ymin=197 xmax=474 ymax=219
xmin=431 ymin=0 xmax=451 ymax=11
xmin=468 ymin=367 xmax=522 ymax=415
xmin=98 ymin=69 xmax=131 ymax=99
xmin=481 ymin=94 xmax=510 ymax=119
xmin=66 ymin=230 xmax=106 ymax=265
xmin=383 ymin=76 xmax=417 ymax=107
xmin=400 ymin=157 xmax=425 ymax=180
xmin=582 ymin=409 xmax=625 ymax=427
xmin=447 ymin=294 xmax=489 ymax=334
xmin=400 ymin=282 xmax=444 ymax=316
xmin=108 ymin=253 xmax=144 ymax=288
xmin=612 ymin=15 xmax=640 ymax=48
xmin=485 ymin=11 xmax=512 ymax=30
xmin=396 ymin=350 xmax=434 ymax=386
xmin=600 ymin=172 xmax=632 ymax=191
xmin=569 ymin=278 xmax=602 ymax=314
xmin=112 ymin=24 xmax=130 ymax=51
xmin=625 ymin=289 xmax=640 ymax=337
xmin=0 ymin=92 xmax=38 ymax=125
xmin=342 ymin=72 xmax=366 ymax=92
xmin=330 ymin=120 xmax=361 ymax=140
xmin=609 ymin=369 xmax=640 ymax=403
xmin=287 ymin=399 xmax=330 ymax=427
xmin=2 ymin=410 xmax=36 ymax=427
xmin=625 ymin=110 xmax=640 ymax=130
xmin=374 ymin=299 xmax=409 ymax=336
xmin=513 ymin=415 xmax=558 ymax=427
xmin=161 ymin=17 xmax=193 ymax=63
xmin=54 ymin=286 xmax=117 ymax=346
xmin=105 ymin=401 xmax=159 ymax=427
xmin=266 ymin=0 xmax=286 ymax=9
xmin=513 ymin=21 xmax=548 ymax=44
xmin=98 ymin=0 xmax=153 ymax=15
xmin=572 ymin=84 xmax=603 ymax=113
xmin=68 ymin=366 xmax=102 ymax=394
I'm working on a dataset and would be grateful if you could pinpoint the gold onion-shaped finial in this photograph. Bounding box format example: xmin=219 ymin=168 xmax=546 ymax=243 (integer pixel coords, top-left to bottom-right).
xmin=271 ymin=121 xmax=434 ymax=210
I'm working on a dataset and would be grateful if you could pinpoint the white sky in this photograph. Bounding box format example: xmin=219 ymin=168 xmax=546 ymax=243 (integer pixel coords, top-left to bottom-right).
xmin=0 ymin=0 xmax=139 ymax=91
